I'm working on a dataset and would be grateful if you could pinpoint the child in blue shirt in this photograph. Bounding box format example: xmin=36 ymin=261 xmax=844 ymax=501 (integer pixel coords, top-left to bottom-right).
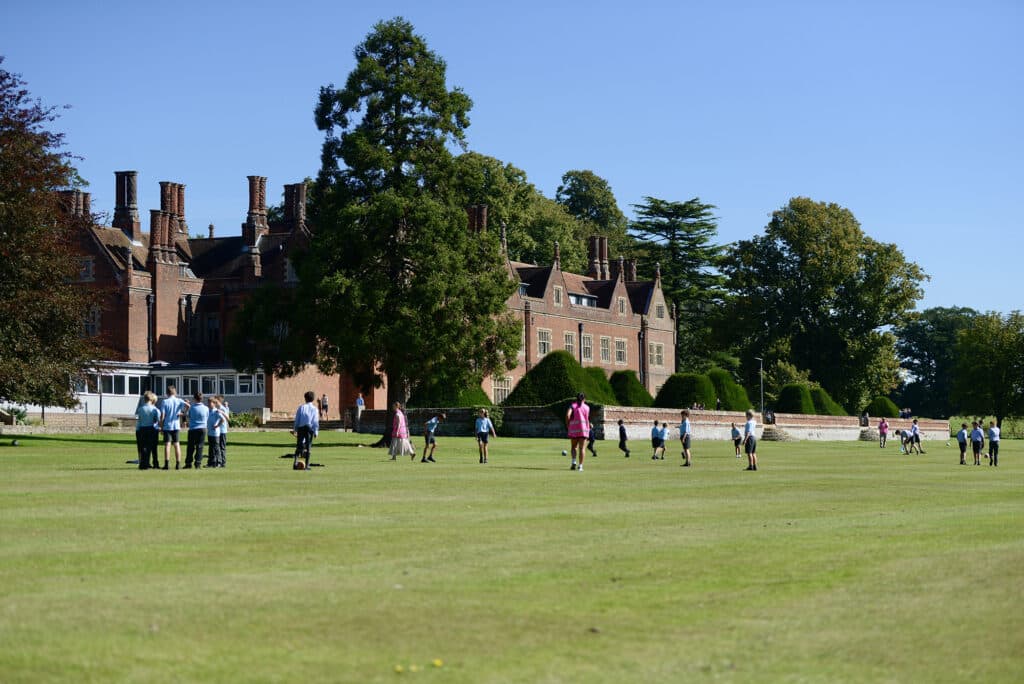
xmin=135 ymin=391 xmax=160 ymax=470
xmin=185 ymin=393 xmax=209 ymax=469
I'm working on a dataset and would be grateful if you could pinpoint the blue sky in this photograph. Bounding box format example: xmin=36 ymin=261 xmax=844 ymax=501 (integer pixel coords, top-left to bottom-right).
xmin=3 ymin=0 xmax=1021 ymax=312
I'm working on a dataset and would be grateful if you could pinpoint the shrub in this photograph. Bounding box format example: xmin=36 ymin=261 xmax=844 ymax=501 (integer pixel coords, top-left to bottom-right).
xmin=706 ymin=368 xmax=751 ymax=411
xmin=228 ymin=411 xmax=256 ymax=428
xmin=810 ymin=387 xmax=847 ymax=416
xmin=776 ymin=384 xmax=815 ymax=414
xmin=9 ymin=406 xmax=28 ymax=425
xmin=408 ymin=382 xmax=491 ymax=408
xmin=653 ymin=373 xmax=716 ymax=409
xmin=503 ymin=351 xmax=617 ymax=406
xmin=864 ymin=396 xmax=899 ymax=418
xmin=609 ymin=370 xmax=654 ymax=407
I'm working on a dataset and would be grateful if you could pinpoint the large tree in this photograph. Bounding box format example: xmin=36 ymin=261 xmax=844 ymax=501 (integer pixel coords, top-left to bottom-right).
xmin=951 ymin=312 xmax=1024 ymax=427
xmin=229 ymin=19 xmax=520 ymax=439
xmin=556 ymin=169 xmax=631 ymax=258
xmin=894 ymin=306 xmax=979 ymax=417
xmin=0 ymin=59 xmax=102 ymax=408
xmin=630 ymin=197 xmax=725 ymax=371
xmin=719 ymin=197 xmax=927 ymax=411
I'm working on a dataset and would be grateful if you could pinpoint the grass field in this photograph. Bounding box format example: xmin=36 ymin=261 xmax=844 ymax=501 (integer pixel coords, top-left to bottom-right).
xmin=1 ymin=431 xmax=1021 ymax=683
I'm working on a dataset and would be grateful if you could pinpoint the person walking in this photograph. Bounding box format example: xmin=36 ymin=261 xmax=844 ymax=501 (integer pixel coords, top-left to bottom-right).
xmin=650 ymin=420 xmax=666 ymax=460
xmin=422 ymin=412 xmax=445 ymax=463
xmin=389 ymin=402 xmax=415 ymax=461
xmin=184 ymin=392 xmax=209 ymax=469
xmin=355 ymin=393 xmax=365 ymax=432
xmin=988 ymin=420 xmax=1000 ymax=467
xmin=135 ymin=391 xmax=160 ymax=470
xmin=956 ymin=423 xmax=969 ymax=465
xmin=475 ymin=408 xmax=496 ymax=464
xmin=206 ymin=397 xmax=226 ymax=468
xmin=679 ymin=409 xmax=693 ymax=467
xmin=878 ymin=417 xmax=889 ymax=448
xmin=292 ymin=391 xmax=320 ymax=469
xmin=158 ymin=386 xmax=188 ymax=470
xmin=909 ymin=418 xmax=925 ymax=454
xmin=321 ymin=393 xmax=329 ymax=420
xmin=565 ymin=393 xmax=590 ymax=471
xmin=743 ymin=409 xmax=759 ymax=471
xmin=617 ymin=419 xmax=630 ymax=458
xmin=586 ymin=422 xmax=599 ymax=459
xmin=970 ymin=421 xmax=985 ymax=466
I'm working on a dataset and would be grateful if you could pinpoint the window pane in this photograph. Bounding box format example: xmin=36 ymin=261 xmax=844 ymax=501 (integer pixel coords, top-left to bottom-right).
xmin=256 ymin=373 xmax=265 ymax=394
xmin=152 ymin=376 xmax=163 ymax=396
xmin=100 ymin=375 xmax=114 ymax=394
xmin=201 ymin=376 xmax=217 ymax=395
xmin=238 ymin=375 xmax=253 ymax=394
xmin=113 ymin=375 xmax=126 ymax=394
xmin=220 ymin=376 xmax=236 ymax=395
xmin=129 ymin=376 xmax=141 ymax=395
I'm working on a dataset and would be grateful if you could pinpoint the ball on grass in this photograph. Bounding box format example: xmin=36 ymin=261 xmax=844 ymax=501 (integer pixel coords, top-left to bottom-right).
xmin=294 ymin=460 xmax=306 ymax=471
xmin=561 ymin=450 xmax=568 ymax=456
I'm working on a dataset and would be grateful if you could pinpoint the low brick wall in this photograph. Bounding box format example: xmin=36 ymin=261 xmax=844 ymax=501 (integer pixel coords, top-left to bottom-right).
xmin=771 ymin=414 xmax=948 ymax=442
xmin=357 ymin=408 xmax=484 ymax=437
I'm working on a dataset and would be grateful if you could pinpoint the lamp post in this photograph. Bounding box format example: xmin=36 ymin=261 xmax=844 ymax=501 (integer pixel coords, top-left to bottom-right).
xmin=754 ymin=357 xmax=764 ymax=418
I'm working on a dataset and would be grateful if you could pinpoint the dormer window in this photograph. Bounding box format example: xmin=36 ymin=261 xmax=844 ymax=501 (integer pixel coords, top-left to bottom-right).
xmin=569 ymin=293 xmax=597 ymax=307
xmin=519 ymin=283 xmax=528 ymax=296
xmin=78 ymin=258 xmax=95 ymax=282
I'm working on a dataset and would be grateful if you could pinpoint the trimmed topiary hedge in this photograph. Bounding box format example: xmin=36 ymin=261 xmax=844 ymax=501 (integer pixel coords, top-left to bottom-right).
xmin=502 ymin=350 xmax=618 ymax=406
xmin=810 ymin=387 xmax=847 ymax=416
xmin=707 ymin=368 xmax=752 ymax=411
xmin=609 ymin=370 xmax=654 ymax=407
xmin=864 ymin=396 xmax=899 ymax=418
xmin=408 ymin=382 xmax=491 ymax=408
xmin=776 ymin=383 xmax=815 ymax=414
xmin=653 ymin=373 xmax=716 ymax=409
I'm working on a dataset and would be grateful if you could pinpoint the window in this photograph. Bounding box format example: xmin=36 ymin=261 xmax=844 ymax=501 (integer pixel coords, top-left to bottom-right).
xmin=206 ymin=314 xmax=220 ymax=345
xmin=72 ymin=376 xmax=87 ymax=394
xmin=113 ymin=375 xmax=126 ymax=395
xmin=564 ymin=332 xmax=575 ymax=356
xmin=83 ymin=307 xmax=101 ymax=337
xmin=255 ymin=373 xmax=265 ymax=394
xmin=152 ymin=376 xmax=164 ymax=396
xmin=618 ymin=297 xmax=626 ymax=315
xmin=553 ymin=286 xmax=563 ymax=307
xmin=100 ymin=375 xmax=114 ymax=394
xmin=201 ymin=376 xmax=217 ymax=395
xmin=78 ymin=258 xmax=95 ymax=281
xmin=519 ymin=283 xmax=529 ymax=296
xmin=128 ymin=376 xmax=141 ymax=395
xmin=615 ymin=339 xmax=627 ymax=364
xmin=183 ymin=376 xmax=199 ymax=396
xmin=656 ymin=304 xmax=666 ymax=319
xmin=492 ymin=377 xmax=512 ymax=404
xmin=600 ymin=336 xmax=611 ymax=363
xmin=537 ymin=329 xmax=551 ymax=356
xmin=649 ymin=343 xmax=664 ymax=367
xmin=163 ymin=377 xmax=180 ymax=394
xmin=219 ymin=375 xmax=236 ymax=395
xmin=569 ymin=293 xmax=597 ymax=307
xmin=582 ymin=334 xmax=593 ymax=362
xmin=238 ymin=374 xmax=253 ymax=394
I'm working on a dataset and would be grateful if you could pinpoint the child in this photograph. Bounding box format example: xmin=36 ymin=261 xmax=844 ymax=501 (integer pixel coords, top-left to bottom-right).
xmin=956 ymin=423 xmax=968 ymax=465
xmin=216 ymin=396 xmax=230 ymax=466
xmin=878 ymin=417 xmax=889 ymax=448
xmin=422 ymin=412 xmax=445 ymax=463
xmin=970 ymin=421 xmax=985 ymax=465
xmin=587 ymin=422 xmax=598 ymax=459
xmin=476 ymin=408 xmax=496 ymax=464
xmin=909 ymin=419 xmax=924 ymax=454
xmin=650 ymin=419 xmax=662 ymax=460
xmin=158 ymin=385 xmax=188 ymax=470
xmin=135 ymin=391 xmax=160 ymax=470
xmin=185 ymin=392 xmax=209 ymax=469
xmin=988 ymin=420 xmax=1000 ymax=467
xmin=731 ymin=422 xmax=742 ymax=458
xmin=206 ymin=397 xmax=225 ymax=468
xmin=291 ymin=391 xmax=319 ymax=469
xmin=389 ymin=402 xmax=415 ymax=461
xmin=618 ymin=419 xmax=630 ymax=458
xmin=743 ymin=409 xmax=758 ymax=471
xmin=679 ymin=410 xmax=693 ymax=467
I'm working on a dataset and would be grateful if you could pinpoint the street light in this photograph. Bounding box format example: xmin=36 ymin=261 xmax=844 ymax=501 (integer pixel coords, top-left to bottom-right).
xmin=754 ymin=357 xmax=764 ymax=418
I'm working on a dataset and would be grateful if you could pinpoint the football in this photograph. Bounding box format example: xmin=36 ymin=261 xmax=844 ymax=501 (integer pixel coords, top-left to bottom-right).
xmin=561 ymin=450 xmax=568 ymax=456
xmin=294 ymin=460 xmax=306 ymax=470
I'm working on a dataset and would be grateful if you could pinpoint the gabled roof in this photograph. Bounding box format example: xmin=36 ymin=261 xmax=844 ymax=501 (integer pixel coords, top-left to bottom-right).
xmin=625 ymin=281 xmax=655 ymax=315
xmin=513 ymin=265 xmax=553 ymax=298
xmin=88 ymin=225 xmax=147 ymax=270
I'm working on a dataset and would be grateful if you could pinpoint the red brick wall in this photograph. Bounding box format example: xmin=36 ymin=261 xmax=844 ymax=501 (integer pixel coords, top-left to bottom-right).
xmin=266 ymin=365 xmax=342 ymax=415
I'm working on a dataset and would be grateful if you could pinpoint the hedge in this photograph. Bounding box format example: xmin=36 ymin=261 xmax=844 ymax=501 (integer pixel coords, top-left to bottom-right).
xmin=502 ymin=350 xmax=618 ymax=406
xmin=864 ymin=396 xmax=899 ymax=418
xmin=408 ymin=382 xmax=491 ymax=408
xmin=776 ymin=383 xmax=815 ymax=414
xmin=609 ymin=370 xmax=654 ymax=407
xmin=653 ymin=373 xmax=716 ymax=409
xmin=706 ymin=368 xmax=751 ymax=411
xmin=810 ymin=387 xmax=847 ymax=416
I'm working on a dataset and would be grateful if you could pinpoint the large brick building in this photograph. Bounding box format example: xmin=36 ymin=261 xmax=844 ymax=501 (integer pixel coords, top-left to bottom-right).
xmin=19 ymin=172 xmax=675 ymax=423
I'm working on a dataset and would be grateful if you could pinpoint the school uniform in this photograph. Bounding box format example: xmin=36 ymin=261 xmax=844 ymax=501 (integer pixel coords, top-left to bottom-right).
xmin=618 ymin=424 xmax=629 ymax=457
xmin=219 ymin=404 xmax=230 ymax=465
xmin=988 ymin=425 xmax=1000 ymax=466
xmin=744 ymin=418 xmax=758 ymax=454
xmin=650 ymin=425 xmax=663 ymax=450
xmin=956 ymin=428 xmax=968 ymax=464
xmin=970 ymin=427 xmax=984 ymax=462
xmin=185 ymin=402 xmax=209 ymax=469
xmin=425 ymin=416 xmax=440 ymax=446
xmin=207 ymin=409 xmax=225 ymax=467
xmin=294 ymin=401 xmax=320 ymax=466
xmin=679 ymin=418 xmax=692 ymax=450
xmin=158 ymin=395 xmax=187 ymax=444
xmin=135 ymin=404 xmax=160 ymax=469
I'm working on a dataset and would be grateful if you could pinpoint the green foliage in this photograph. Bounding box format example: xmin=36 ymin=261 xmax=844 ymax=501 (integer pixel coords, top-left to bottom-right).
xmin=949 ymin=415 xmax=1024 ymax=439
xmin=719 ymin=197 xmax=926 ymax=411
xmin=0 ymin=59 xmax=104 ymax=407
xmin=809 ymin=387 xmax=847 ymax=416
xmin=776 ymin=384 xmax=815 ymax=414
xmin=609 ymin=370 xmax=654 ymax=407
xmin=952 ymin=311 xmax=1024 ymax=425
xmin=408 ymin=382 xmax=491 ymax=408
xmin=556 ymin=170 xmax=631 ymax=258
xmin=631 ymin=197 xmax=725 ymax=371
xmin=654 ymin=373 xmax=716 ymax=409
xmin=864 ymin=396 xmax=899 ymax=418
xmin=894 ymin=307 xmax=979 ymax=418
xmin=228 ymin=412 xmax=257 ymax=428
xmin=8 ymin=406 xmax=28 ymax=425
xmin=707 ymin=368 xmax=751 ymax=411
xmin=502 ymin=351 xmax=617 ymax=406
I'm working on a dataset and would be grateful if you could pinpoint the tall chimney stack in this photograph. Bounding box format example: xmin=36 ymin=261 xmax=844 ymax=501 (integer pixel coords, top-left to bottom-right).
xmin=113 ymin=171 xmax=141 ymax=241
xmin=588 ymin=236 xmax=600 ymax=279
xmin=599 ymin=236 xmax=610 ymax=279
xmin=208 ymin=223 xmax=215 ymax=239
xmin=148 ymin=209 xmax=162 ymax=263
xmin=176 ymin=183 xmax=187 ymax=234
xmin=243 ymin=175 xmax=269 ymax=245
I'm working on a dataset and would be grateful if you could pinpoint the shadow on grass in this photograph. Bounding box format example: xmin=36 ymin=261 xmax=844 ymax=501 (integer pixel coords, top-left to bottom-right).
xmin=9 ymin=434 xmax=137 ymax=446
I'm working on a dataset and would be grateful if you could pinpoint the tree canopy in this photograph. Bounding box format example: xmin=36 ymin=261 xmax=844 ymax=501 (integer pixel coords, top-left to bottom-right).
xmin=718 ymin=197 xmax=927 ymax=411
xmin=951 ymin=311 xmax=1024 ymax=427
xmin=556 ymin=170 xmax=630 ymax=257
xmin=894 ymin=306 xmax=978 ymax=417
xmin=0 ymin=59 xmax=102 ymax=407
xmin=228 ymin=18 xmax=520 ymax=421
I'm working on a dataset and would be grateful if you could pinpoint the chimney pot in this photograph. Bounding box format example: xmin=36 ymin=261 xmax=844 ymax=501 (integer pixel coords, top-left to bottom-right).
xmin=208 ymin=223 xmax=215 ymax=239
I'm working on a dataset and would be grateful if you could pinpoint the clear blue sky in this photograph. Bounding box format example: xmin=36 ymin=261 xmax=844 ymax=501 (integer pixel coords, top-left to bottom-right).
xmin=3 ymin=0 xmax=1021 ymax=312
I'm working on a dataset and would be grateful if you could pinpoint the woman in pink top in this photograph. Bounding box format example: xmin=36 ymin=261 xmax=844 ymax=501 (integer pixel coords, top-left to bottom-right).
xmin=389 ymin=401 xmax=416 ymax=461
xmin=565 ymin=392 xmax=590 ymax=471
xmin=878 ymin=417 xmax=889 ymax=448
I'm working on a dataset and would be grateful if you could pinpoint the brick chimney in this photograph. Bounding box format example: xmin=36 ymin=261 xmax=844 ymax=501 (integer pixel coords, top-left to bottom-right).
xmin=467 ymin=204 xmax=488 ymax=233
xmin=208 ymin=223 xmax=215 ymax=239
xmin=588 ymin=236 xmax=600 ymax=279
xmin=147 ymin=209 xmax=162 ymax=264
xmin=242 ymin=175 xmax=269 ymax=245
xmin=113 ymin=171 xmax=141 ymax=241
xmin=58 ymin=189 xmax=85 ymax=217
xmin=81 ymin=192 xmax=91 ymax=217
xmin=625 ymin=259 xmax=637 ymax=282
xmin=599 ymin=236 xmax=610 ymax=280
xmin=553 ymin=241 xmax=561 ymax=271
xmin=610 ymin=255 xmax=624 ymax=282
xmin=176 ymin=183 xmax=187 ymax=235
xmin=283 ymin=182 xmax=307 ymax=230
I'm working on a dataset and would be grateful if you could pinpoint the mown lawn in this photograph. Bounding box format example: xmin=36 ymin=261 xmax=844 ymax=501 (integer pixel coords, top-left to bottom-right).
xmin=0 ymin=431 xmax=1021 ymax=683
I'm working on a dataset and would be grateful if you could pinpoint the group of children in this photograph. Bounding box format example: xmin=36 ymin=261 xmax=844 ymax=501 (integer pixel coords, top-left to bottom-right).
xmin=638 ymin=408 xmax=760 ymax=471
xmin=955 ymin=420 xmax=1001 ymax=466
xmin=134 ymin=386 xmax=230 ymax=470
